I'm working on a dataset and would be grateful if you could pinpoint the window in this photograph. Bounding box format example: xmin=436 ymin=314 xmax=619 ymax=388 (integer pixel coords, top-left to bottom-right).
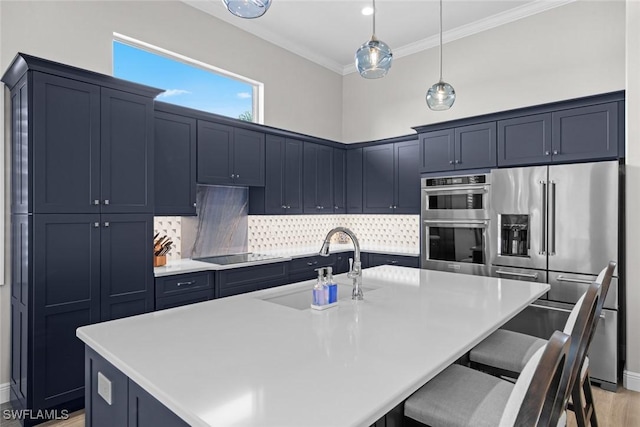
xmin=112 ymin=35 xmax=262 ymax=123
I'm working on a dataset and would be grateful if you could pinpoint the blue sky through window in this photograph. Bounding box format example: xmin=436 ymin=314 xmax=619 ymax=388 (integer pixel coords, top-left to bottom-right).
xmin=113 ymin=41 xmax=254 ymax=120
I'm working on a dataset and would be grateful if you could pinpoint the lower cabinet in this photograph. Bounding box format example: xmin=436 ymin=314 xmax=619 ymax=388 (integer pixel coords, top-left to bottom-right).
xmin=85 ymin=348 xmax=189 ymax=427
xmin=155 ymin=272 xmax=214 ymax=310
xmin=367 ymin=253 xmax=420 ymax=268
xmin=289 ymin=254 xmax=337 ymax=282
xmin=216 ymin=262 xmax=289 ymax=298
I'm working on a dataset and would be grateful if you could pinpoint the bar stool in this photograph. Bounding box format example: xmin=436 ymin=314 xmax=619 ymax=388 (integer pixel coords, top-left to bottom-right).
xmin=404 ymin=331 xmax=571 ymax=427
xmin=404 ymin=281 xmax=601 ymax=427
xmin=469 ymin=261 xmax=615 ymax=427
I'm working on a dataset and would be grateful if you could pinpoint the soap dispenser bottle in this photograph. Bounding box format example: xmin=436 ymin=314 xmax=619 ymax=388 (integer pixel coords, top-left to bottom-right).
xmin=326 ymin=266 xmax=337 ymax=304
xmin=313 ymin=268 xmax=327 ymax=306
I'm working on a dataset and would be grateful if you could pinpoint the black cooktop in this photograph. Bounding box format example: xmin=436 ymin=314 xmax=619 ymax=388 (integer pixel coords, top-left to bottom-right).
xmin=195 ymin=253 xmax=283 ymax=266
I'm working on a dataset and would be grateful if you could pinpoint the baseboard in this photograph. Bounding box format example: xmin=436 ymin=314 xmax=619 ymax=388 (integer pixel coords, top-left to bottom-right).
xmin=623 ymin=370 xmax=640 ymax=392
xmin=0 ymin=382 xmax=10 ymax=404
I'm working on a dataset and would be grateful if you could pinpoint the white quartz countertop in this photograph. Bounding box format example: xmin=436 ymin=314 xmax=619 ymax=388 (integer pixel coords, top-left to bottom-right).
xmin=153 ymin=245 xmax=419 ymax=277
xmin=78 ymin=266 xmax=549 ymax=427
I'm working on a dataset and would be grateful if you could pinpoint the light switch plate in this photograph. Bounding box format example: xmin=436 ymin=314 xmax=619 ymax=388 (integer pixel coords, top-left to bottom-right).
xmin=97 ymin=371 xmax=112 ymax=405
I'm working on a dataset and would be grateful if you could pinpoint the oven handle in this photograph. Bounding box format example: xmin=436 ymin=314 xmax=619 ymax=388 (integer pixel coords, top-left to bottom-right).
xmin=423 ymin=219 xmax=488 ymax=225
xmin=495 ymin=270 xmax=539 ymax=280
xmin=530 ymin=303 xmax=606 ymax=319
xmin=423 ymin=185 xmax=489 ymax=193
xmin=556 ymin=276 xmax=594 ymax=285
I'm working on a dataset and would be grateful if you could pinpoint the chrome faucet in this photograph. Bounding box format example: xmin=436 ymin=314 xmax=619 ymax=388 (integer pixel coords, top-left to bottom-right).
xmin=319 ymin=227 xmax=363 ymax=300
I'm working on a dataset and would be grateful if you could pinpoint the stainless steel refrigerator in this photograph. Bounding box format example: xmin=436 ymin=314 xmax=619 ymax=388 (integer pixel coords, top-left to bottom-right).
xmin=488 ymin=160 xmax=620 ymax=391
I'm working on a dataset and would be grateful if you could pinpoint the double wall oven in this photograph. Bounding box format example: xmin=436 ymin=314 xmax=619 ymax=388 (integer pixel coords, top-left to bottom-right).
xmin=421 ymin=173 xmax=491 ymax=276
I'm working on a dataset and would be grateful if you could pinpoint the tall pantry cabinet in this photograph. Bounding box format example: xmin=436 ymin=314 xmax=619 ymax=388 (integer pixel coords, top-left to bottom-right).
xmin=2 ymin=54 xmax=162 ymax=425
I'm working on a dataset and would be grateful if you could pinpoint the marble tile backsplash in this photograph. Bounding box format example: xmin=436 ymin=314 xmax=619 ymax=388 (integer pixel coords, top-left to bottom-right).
xmin=154 ymin=216 xmax=182 ymax=262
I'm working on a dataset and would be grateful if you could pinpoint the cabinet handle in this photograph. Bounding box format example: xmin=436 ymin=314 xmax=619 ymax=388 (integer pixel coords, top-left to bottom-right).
xmin=282 ymin=205 xmax=287 ymax=209
xmin=334 ymin=206 xmax=339 ymax=209
xmin=93 ymin=200 xmax=100 ymax=205
xmin=231 ymin=174 xmax=235 ymax=178
xmin=455 ymin=160 xmax=460 ymax=164
xmin=449 ymin=160 xmax=454 ymax=164
xmin=104 ymin=199 xmax=110 ymax=205
xmin=236 ymin=174 xmax=240 ymax=178
xmin=177 ymin=281 xmax=196 ymax=287
xmin=553 ymin=150 xmax=559 ymax=155
xmin=307 ymin=262 xmax=314 ymax=266
xmin=545 ymin=151 xmax=550 ymax=156
xmin=104 ymin=222 xmax=110 ymax=227
xmin=389 ymin=205 xmax=393 ymax=209
xmin=390 ymin=260 xmax=398 ymax=264
xmin=287 ymin=205 xmax=291 ymax=209
xmin=193 ymin=203 xmax=197 ymax=208
xmin=394 ymin=205 xmax=397 ymax=209
xmin=93 ymin=222 xmax=99 ymax=228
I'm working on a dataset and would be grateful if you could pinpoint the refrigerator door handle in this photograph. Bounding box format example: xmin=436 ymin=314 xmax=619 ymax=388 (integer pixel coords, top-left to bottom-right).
xmin=540 ymin=180 xmax=547 ymax=255
xmin=495 ymin=270 xmax=539 ymax=280
xmin=549 ymin=180 xmax=556 ymax=256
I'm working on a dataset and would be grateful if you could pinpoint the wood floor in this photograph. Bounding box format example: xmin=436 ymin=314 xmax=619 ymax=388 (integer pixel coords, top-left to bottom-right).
xmin=2 ymin=385 xmax=639 ymax=426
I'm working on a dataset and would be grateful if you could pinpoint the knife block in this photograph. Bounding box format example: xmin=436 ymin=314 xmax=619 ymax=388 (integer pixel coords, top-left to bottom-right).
xmin=153 ymin=255 xmax=167 ymax=267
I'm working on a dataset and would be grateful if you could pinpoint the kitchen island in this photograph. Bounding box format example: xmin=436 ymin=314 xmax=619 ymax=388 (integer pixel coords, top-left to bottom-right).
xmin=77 ymin=266 xmax=549 ymax=427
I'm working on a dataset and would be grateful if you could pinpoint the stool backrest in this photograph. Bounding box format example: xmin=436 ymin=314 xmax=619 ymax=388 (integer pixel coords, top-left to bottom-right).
xmin=499 ymin=331 xmax=571 ymax=427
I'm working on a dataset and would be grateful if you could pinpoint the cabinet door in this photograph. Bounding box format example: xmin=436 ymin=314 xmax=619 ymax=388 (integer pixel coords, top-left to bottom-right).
xmin=419 ymin=129 xmax=455 ymax=173
xmin=284 ymin=138 xmax=304 ymax=213
xmin=455 ymin=122 xmax=497 ymax=170
xmin=394 ymin=140 xmax=420 ymax=214
xmin=551 ymin=103 xmax=618 ymax=162
xmin=498 ymin=114 xmax=552 ymax=167
xmin=363 ymin=144 xmax=395 ymax=213
xmin=32 ymin=72 xmax=100 ymax=214
xmin=346 ymin=148 xmax=363 ymax=213
xmin=264 ymin=135 xmax=286 ymax=214
xmin=197 ymin=121 xmax=233 ymax=185
xmin=233 ymin=128 xmax=265 ymax=186
xmin=303 ymin=143 xmax=333 ymax=213
xmin=100 ymin=214 xmax=154 ymax=321
xmin=32 ymin=214 xmax=101 ymax=409
xmin=333 ymin=148 xmax=346 ymax=213
xmin=128 ymin=381 xmax=189 ymax=427
xmin=101 ymin=88 xmax=154 ymax=213
xmin=154 ymin=112 xmax=196 ymax=216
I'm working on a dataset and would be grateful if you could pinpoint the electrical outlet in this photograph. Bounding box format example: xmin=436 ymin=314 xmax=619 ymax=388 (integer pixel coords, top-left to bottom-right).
xmin=97 ymin=371 xmax=112 ymax=405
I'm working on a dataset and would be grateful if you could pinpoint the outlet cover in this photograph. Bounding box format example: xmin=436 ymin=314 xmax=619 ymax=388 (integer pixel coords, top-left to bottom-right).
xmin=97 ymin=371 xmax=112 ymax=405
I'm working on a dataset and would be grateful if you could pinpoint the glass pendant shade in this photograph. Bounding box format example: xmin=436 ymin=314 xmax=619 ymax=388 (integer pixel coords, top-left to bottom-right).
xmin=355 ymin=37 xmax=393 ymax=79
xmin=426 ymin=81 xmax=456 ymax=111
xmin=223 ymin=0 xmax=271 ymax=19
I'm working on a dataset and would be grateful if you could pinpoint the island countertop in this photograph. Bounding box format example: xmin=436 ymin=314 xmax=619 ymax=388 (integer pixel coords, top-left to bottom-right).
xmin=77 ymin=266 xmax=549 ymax=427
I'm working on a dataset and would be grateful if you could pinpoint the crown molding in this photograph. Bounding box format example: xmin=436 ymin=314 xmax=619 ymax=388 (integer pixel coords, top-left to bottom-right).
xmin=183 ymin=0 xmax=576 ymax=77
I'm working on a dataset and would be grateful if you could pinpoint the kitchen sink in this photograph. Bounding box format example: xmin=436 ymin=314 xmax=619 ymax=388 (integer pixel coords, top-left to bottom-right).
xmin=261 ymin=283 xmax=374 ymax=310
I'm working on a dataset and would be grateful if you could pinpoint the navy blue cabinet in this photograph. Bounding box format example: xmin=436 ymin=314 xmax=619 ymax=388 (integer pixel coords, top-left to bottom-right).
xmin=366 ymin=253 xmax=420 ymax=268
xmin=155 ymin=272 xmax=214 ymax=310
xmin=249 ymin=135 xmax=303 ymax=214
xmin=197 ymin=120 xmax=265 ymax=186
xmin=498 ymin=113 xmax=552 ymax=166
xmin=363 ymin=140 xmax=420 ymax=214
xmin=346 ymin=148 xmax=363 ymax=213
xmin=303 ymin=142 xmax=334 ymax=213
xmin=333 ymin=148 xmax=346 ymax=213
xmin=419 ymin=123 xmax=496 ymax=172
xmin=2 ymin=53 xmax=161 ymax=422
xmin=551 ymin=102 xmax=619 ymax=163
xmin=217 ymin=262 xmax=289 ymax=298
xmin=154 ymin=108 xmax=196 ymax=216
xmin=289 ymin=254 xmax=337 ymax=282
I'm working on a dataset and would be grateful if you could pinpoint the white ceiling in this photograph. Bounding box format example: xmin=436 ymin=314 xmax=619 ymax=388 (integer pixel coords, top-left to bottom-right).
xmin=183 ymin=0 xmax=575 ymax=75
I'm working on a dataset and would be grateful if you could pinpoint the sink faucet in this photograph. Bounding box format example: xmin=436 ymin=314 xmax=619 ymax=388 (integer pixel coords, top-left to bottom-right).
xmin=319 ymin=227 xmax=363 ymax=300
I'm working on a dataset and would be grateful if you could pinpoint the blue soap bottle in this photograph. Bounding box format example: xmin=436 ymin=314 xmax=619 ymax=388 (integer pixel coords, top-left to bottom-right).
xmin=326 ymin=266 xmax=337 ymax=304
xmin=313 ymin=268 xmax=327 ymax=306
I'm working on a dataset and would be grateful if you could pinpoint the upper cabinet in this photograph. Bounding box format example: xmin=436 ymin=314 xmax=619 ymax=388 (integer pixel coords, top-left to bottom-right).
xmin=419 ymin=123 xmax=497 ymax=173
xmin=249 ymin=135 xmax=303 ymax=214
xmin=29 ymin=72 xmax=155 ymax=214
xmin=363 ymin=140 xmax=420 ymax=214
xmin=154 ymin=107 xmax=197 ymax=216
xmin=346 ymin=148 xmax=363 ymax=214
xmin=498 ymin=103 xmax=619 ymax=167
xmin=551 ymin=102 xmax=619 ymax=163
xmin=303 ymin=142 xmax=334 ymax=213
xmin=333 ymin=148 xmax=346 ymax=213
xmin=197 ymin=120 xmax=265 ymax=187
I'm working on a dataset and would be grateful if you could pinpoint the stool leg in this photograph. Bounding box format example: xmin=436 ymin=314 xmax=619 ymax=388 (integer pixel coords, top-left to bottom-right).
xmin=571 ymin=378 xmax=588 ymax=427
xmin=583 ymin=372 xmax=598 ymax=427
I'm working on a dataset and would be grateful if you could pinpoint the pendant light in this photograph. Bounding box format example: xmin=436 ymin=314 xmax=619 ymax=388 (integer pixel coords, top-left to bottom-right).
xmin=426 ymin=0 xmax=455 ymax=110
xmin=223 ymin=0 xmax=271 ymax=19
xmin=355 ymin=0 xmax=393 ymax=79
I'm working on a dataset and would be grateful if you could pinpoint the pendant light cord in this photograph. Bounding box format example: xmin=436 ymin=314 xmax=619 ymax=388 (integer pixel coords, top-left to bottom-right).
xmin=372 ymin=0 xmax=377 ymax=37
xmin=438 ymin=0 xmax=443 ymax=82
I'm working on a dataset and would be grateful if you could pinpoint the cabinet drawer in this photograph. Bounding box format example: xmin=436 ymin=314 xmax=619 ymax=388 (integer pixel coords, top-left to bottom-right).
xmin=367 ymin=253 xmax=419 ymax=268
xmin=217 ymin=262 xmax=289 ymax=298
xmin=155 ymin=272 xmax=212 ymax=298
xmin=155 ymin=289 xmax=214 ymax=311
xmin=289 ymin=254 xmax=336 ymax=275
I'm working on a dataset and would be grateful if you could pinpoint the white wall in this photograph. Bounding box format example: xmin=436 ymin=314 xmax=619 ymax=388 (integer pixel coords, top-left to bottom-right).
xmin=625 ymin=0 xmax=640 ymax=391
xmin=342 ymin=0 xmax=625 ymax=142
